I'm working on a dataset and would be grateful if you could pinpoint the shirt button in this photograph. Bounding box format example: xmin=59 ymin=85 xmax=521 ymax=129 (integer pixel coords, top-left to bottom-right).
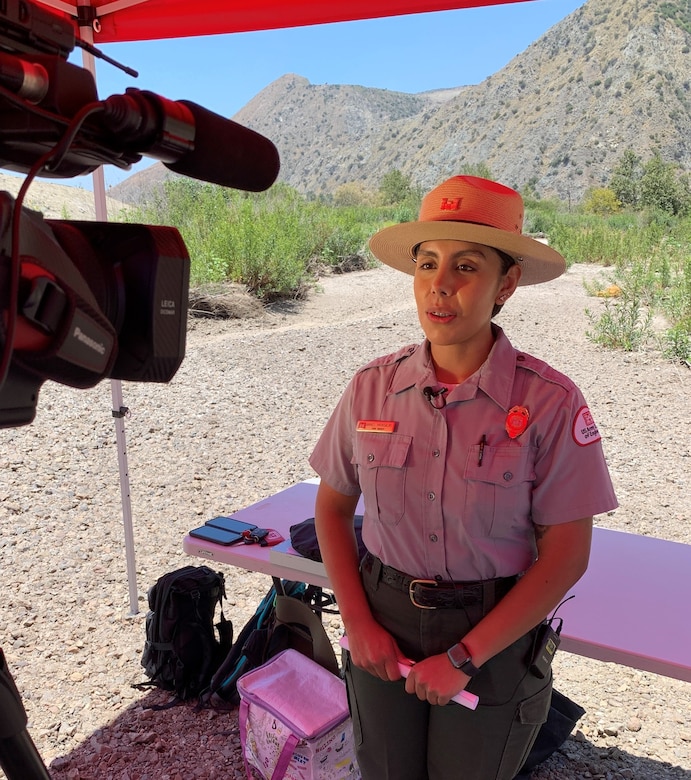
xmin=432 ymin=449 xmax=440 ymax=458
xmin=429 ymin=534 xmax=438 ymax=543
xmin=427 ymin=491 xmax=436 ymax=501
xmin=367 ymin=453 xmax=375 ymax=463
xmin=503 ymin=472 xmax=513 ymax=482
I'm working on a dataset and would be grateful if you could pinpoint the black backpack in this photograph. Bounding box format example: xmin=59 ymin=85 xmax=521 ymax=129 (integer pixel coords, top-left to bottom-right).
xmin=141 ymin=565 xmax=232 ymax=701
xmin=200 ymin=577 xmax=339 ymax=709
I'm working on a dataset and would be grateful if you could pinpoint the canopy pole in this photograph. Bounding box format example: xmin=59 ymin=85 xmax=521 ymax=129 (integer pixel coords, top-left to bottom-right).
xmin=78 ymin=8 xmax=139 ymax=616
xmin=110 ymin=383 xmax=139 ymax=616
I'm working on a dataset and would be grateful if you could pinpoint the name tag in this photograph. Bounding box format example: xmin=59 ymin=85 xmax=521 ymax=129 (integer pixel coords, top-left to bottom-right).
xmin=356 ymin=419 xmax=396 ymax=434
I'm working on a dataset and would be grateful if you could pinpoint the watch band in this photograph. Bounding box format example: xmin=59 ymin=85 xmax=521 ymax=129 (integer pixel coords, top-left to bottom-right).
xmin=447 ymin=642 xmax=481 ymax=677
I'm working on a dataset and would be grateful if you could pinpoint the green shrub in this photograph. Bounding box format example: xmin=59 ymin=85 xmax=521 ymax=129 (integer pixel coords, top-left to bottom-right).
xmin=126 ymin=180 xmax=380 ymax=299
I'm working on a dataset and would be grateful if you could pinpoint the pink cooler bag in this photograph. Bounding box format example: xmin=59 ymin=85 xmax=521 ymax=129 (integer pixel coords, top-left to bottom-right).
xmin=237 ymin=649 xmax=360 ymax=780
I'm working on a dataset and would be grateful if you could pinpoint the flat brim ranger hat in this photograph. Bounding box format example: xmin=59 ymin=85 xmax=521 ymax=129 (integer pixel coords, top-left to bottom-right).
xmin=369 ymin=175 xmax=566 ymax=286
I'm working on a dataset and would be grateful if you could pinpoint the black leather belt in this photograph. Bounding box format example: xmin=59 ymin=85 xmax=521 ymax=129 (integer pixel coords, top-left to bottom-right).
xmin=363 ymin=552 xmax=517 ymax=610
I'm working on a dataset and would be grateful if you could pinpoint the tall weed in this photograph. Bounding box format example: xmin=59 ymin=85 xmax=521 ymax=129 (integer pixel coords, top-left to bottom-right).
xmin=576 ymin=216 xmax=690 ymax=359
xmin=586 ymin=286 xmax=653 ymax=352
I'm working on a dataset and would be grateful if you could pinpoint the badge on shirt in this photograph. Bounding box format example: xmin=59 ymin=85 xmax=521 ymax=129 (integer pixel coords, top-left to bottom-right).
xmin=357 ymin=420 xmax=397 ymax=434
xmin=505 ymin=406 xmax=529 ymax=439
xmin=572 ymin=406 xmax=601 ymax=446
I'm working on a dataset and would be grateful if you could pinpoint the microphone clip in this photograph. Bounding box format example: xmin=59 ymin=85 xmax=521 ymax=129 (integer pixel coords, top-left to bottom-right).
xmin=423 ymin=386 xmax=447 ymax=409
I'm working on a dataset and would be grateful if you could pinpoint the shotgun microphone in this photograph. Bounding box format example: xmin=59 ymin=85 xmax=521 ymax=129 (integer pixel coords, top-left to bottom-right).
xmin=101 ymin=91 xmax=280 ymax=192
xmin=0 ymin=57 xmax=281 ymax=192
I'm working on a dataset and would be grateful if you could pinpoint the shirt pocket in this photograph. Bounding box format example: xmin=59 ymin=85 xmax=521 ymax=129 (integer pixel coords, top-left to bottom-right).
xmin=463 ymin=444 xmax=537 ymax=537
xmin=352 ymin=432 xmax=412 ymax=526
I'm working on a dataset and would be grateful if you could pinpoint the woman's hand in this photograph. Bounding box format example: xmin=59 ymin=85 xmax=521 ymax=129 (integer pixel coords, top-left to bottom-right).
xmin=345 ymin=618 xmax=405 ymax=682
xmin=404 ymin=653 xmax=469 ymax=705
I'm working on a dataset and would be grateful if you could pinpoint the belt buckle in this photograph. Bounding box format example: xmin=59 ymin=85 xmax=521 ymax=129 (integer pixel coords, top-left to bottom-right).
xmin=408 ymin=578 xmax=438 ymax=609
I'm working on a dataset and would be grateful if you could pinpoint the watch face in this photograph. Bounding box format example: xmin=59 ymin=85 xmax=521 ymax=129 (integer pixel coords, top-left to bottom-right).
xmin=447 ymin=643 xmax=480 ymax=676
xmin=448 ymin=643 xmax=470 ymax=668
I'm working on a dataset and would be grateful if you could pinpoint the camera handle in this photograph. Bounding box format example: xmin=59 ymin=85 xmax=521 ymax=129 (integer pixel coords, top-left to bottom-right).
xmin=0 ymin=649 xmax=50 ymax=780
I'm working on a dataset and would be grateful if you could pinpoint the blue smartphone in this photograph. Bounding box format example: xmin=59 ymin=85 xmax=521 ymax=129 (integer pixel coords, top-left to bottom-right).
xmin=205 ymin=516 xmax=257 ymax=535
xmin=189 ymin=524 xmax=245 ymax=546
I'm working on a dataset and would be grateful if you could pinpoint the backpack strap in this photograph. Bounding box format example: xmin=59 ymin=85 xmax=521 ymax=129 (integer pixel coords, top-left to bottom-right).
xmin=274 ymin=594 xmax=339 ymax=675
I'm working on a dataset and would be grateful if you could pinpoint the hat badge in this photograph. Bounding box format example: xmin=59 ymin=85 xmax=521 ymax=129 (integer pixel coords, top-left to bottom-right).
xmin=440 ymin=197 xmax=462 ymax=211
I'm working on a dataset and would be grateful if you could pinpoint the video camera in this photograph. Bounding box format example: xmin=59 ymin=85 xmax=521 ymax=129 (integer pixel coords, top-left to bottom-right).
xmin=1 ymin=3 xmax=281 ymax=777
xmin=0 ymin=0 xmax=280 ymax=429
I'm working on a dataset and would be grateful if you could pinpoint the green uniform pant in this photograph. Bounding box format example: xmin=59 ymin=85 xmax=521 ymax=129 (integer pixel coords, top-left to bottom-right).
xmin=344 ymin=559 xmax=552 ymax=780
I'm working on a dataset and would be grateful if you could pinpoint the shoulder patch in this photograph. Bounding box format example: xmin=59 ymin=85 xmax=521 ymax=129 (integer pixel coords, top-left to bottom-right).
xmin=357 ymin=344 xmax=418 ymax=374
xmin=572 ymin=406 xmax=601 ymax=446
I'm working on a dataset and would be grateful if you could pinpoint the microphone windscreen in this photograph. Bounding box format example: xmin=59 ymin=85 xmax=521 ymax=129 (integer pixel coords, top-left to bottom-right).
xmin=165 ymin=101 xmax=280 ymax=192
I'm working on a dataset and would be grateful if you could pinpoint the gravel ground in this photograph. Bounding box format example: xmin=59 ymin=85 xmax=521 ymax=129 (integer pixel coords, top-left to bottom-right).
xmin=1 ymin=262 xmax=690 ymax=779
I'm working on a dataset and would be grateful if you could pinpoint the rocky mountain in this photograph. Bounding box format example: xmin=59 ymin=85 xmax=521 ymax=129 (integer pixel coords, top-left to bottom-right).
xmin=0 ymin=172 xmax=129 ymax=220
xmin=111 ymin=0 xmax=691 ymax=204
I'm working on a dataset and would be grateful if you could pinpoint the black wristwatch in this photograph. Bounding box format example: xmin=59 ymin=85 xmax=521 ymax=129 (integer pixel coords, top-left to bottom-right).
xmin=447 ymin=642 xmax=481 ymax=677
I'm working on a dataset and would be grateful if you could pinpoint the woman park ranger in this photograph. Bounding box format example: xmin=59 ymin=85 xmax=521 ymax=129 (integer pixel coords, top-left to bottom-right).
xmin=309 ymin=175 xmax=617 ymax=780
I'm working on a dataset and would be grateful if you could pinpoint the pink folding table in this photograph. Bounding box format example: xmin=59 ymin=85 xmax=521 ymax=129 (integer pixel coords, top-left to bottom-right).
xmin=183 ymin=480 xmax=691 ymax=683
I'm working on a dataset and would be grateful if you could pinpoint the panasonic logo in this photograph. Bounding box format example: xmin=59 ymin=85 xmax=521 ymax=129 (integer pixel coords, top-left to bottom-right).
xmin=73 ymin=326 xmax=106 ymax=356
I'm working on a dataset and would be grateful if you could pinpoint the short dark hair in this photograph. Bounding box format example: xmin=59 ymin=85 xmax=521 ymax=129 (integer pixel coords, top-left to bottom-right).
xmin=493 ymin=250 xmax=517 ymax=318
xmin=496 ymin=249 xmax=517 ymax=275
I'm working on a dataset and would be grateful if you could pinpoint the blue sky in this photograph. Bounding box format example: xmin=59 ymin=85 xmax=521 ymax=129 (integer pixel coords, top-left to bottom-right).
xmin=64 ymin=0 xmax=585 ymax=188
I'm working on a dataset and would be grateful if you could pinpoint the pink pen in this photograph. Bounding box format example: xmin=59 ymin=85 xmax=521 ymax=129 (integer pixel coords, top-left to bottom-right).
xmin=339 ymin=636 xmax=479 ymax=711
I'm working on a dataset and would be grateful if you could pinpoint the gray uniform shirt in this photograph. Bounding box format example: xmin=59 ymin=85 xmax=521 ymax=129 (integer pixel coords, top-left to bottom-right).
xmin=309 ymin=326 xmax=618 ymax=581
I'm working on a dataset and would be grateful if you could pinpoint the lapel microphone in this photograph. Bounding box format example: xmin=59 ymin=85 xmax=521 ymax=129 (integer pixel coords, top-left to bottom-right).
xmin=423 ymin=386 xmax=448 ymax=409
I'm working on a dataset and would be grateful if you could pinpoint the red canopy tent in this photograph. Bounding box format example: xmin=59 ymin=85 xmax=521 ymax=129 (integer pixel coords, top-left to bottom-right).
xmin=27 ymin=0 xmax=536 ymax=615
xmin=41 ymin=0 xmax=534 ymax=43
